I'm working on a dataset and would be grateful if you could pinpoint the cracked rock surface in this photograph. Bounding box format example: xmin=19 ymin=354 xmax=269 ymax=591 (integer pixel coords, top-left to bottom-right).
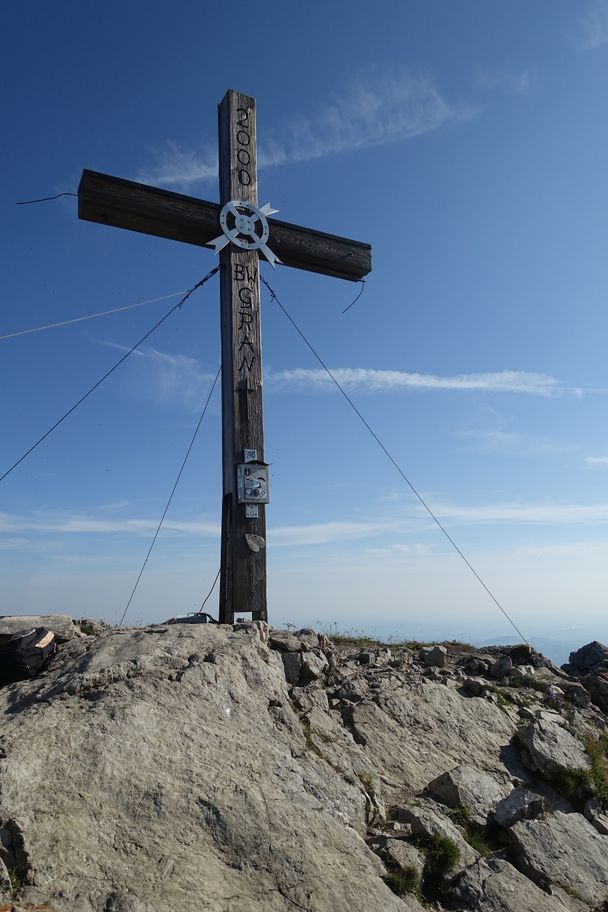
xmin=1 ymin=621 xmax=608 ymax=911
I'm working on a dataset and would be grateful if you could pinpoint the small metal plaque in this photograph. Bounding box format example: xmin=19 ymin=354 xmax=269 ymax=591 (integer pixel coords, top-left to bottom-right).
xmin=237 ymin=462 xmax=269 ymax=504
xmin=244 ymin=449 xmax=257 ymax=463
xmin=245 ymin=504 xmax=259 ymax=519
xmin=245 ymin=533 xmax=266 ymax=552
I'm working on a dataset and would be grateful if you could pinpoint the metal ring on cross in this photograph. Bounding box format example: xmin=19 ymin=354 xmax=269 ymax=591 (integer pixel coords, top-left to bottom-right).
xmin=219 ymin=200 xmax=270 ymax=251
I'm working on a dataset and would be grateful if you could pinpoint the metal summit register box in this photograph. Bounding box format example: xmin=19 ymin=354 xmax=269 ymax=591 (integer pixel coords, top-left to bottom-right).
xmin=236 ymin=455 xmax=270 ymax=505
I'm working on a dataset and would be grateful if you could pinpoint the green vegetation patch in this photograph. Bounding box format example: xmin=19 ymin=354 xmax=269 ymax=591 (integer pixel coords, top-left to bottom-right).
xmin=8 ymin=865 xmax=26 ymax=896
xmin=77 ymin=621 xmax=97 ymax=636
xmin=553 ymin=733 xmax=608 ymax=806
xmin=585 ymin=734 xmax=608 ymax=806
xmin=507 ymin=675 xmax=548 ymax=693
xmin=300 ymin=717 xmax=322 ymax=757
xmin=418 ymin=833 xmax=460 ymax=901
xmin=553 ymin=766 xmax=590 ymax=803
xmin=384 ymin=867 xmax=421 ymax=898
xmin=448 ymin=806 xmax=492 ymax=856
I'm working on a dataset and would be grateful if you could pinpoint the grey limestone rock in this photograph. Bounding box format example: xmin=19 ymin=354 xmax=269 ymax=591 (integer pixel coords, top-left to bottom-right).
xmin=384 ymin=840 xmax=424 ymax=875
xmin=299 ymin=649 xmax=328 ymax=683
xmin=280 ymin=651 xmax=302 ymax=684
xmin=0 ymin=613 xmax=81 ymax=643
xmin=516 ymin=718 xmax=590 ymax=781
xmin=451 ymin=857 xmax=585 ymax=912
xmin=463 ymin=656 xmax=491 ymax=676
xmin=370 ymin=835 xmax=424 ymax=876
xmin=508 ymin=644 xmax=533 ymax=665
xmin=509 ymin=664 xmax=536 ymax=681
xmin=583 ymin=671 xmax=608 ymax=714
xmin=290 ymin=685 xmax=329 ymax=713
xmin=493 ymin=788 xmax=545 ymax=828
xmin=358 ymin=650 xmax=376 ymax=665
xmin=0 ymin=623 xmax=405 ymax=912
xmin=565 ymin=640 xmax=608 ymax=676
xmin=489 ymin=655 xmax=513 ymax=679
xmin=462 ymin=677 xmax=489 ymax=697
xmin=506 ymin=810 xmax=608 ymax=906
xmin=3 ymin=619 xmax=607 ymax=912
xmin=418 ymin=645 xmax=447 ymax=667
xmin=269 ymin=631 xmax=305 ymax=652
xmin=427 ymin=764 xmax=510 ymax=825
xmin=396 ymin=800 xmax=479 ymax=871
xmin=544 ymin=684 xmax=564 ymax=704
xmin=562 ymin=680 xmax=591 ymax=707
xmin=584 ymin=796 xmax=608 ymax=836
xmin=0 ymin=856 xmax=11 ymax=899
xmin=342 ymin=674 xmax=518 ymax=795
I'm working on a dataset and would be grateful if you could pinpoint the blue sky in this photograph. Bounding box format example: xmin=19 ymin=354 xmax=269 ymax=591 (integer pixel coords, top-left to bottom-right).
xmin=3 ymin=1 xmax=608 ymax=659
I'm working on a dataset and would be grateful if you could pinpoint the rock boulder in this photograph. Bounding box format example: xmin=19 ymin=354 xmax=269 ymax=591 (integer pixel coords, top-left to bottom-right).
xmin=563 ymin=641 xmax=608 ymax=676
xmin=506 ymin=811 xmax=608 ymax=906
xmin=516 ymin=718 xmax=590 ymax=781
xmin=427 ymin=764 xmax=509 ymax=825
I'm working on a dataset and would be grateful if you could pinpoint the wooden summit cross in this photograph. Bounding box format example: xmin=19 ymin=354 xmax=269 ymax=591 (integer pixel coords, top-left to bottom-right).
xmin=78 ymin=89 xmax=372 ymax=624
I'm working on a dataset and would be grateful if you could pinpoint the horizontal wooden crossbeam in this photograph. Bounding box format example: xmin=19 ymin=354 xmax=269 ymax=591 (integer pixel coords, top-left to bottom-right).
xmin=78 ymin=170 xmax=372 ymax=283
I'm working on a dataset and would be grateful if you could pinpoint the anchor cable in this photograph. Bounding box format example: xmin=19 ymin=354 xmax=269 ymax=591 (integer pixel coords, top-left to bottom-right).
xmin=16 ymin=192 xmax=78 ymax=205
xmin=198 ymin=567 xmax=221 ymax=615
xmin=261 ymin=274 xmax=529 ymax=646
xmin=0 ymin=267 xmax=220 ymax=486
xmin=0 ymin=290 xmax=191 ymax=342
xmin=118 ymin=367 xmax=221 ymax=627
xmin=342 ymin=279 xmax=366 ymax=314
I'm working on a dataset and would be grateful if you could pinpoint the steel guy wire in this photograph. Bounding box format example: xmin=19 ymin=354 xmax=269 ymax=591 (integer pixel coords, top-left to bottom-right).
xmin=16 ymin=192 xmax=78 ymax=205
xmin=0 ymin=267 xmax=220 ymax=486
xmin=0 ymin=291 xmax=191 ymax=341
xmin=342 ymin=279 xmax=366 ymax=314
xmin=118 ymin=367 xmax=221 ymax=627
xmin=260 ymin=273 xmax=529 ymax=647
xmin=198 ymin=567 xmax=221 ymax=615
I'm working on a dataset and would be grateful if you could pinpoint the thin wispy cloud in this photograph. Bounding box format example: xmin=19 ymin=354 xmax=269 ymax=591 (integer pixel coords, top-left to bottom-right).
xmin=268 ymin=367 xmax=570 ymax=396
xmin=271 ymin=519 xmax=411 ymax=547
xmin=6 ymin=496 xmax=608 ymax=552
xmin=433 ymin=500 xmax=608 ymax=525
xmin=585 ymin=455 xmax=608 ymax=466
xmin=508 ymin=539 xmax=608 ymax=559
xmin=364 ymin=543 xmax=436 ymax=557
xmin=456 ymin=408 xmax=572 ymax=457
xmin=477 ymin=69 xmax=531 ymax=95
xmin=98 ymin=342 xmax=218 ymax=411
xmin=0 ymin=511 xmax=220 ymax=538
xmin=458 ymin=427 xmax=571 ymax=457
xmin=139 ymin=70 xmax=476 ymax=190
xmin=0 ymin=510 xmax=418 ymax=547
xmin=578 ymin=1 xmax=608 ymax=48
xmin=103 ymin=344 xmax=586 ymax=404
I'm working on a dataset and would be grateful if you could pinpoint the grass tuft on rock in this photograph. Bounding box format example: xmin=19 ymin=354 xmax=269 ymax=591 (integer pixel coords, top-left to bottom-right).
xmin=420 ymin=834 xmax=460 ymax=901
xmin=585 ymin=735 xmax=608 ymax=806
xmin=507 ymin=675 xmax=548 ymax=693
xmin=553 ymin=734 xmax=608 ymax=807
xmin=554 ymin=766 xmax=591 ymax=803
xmin=448 ymin=806 xmax=492 ymax=856
xmin=384 ymin=867 xmax=420 ymax=898
xmin=8 ymin=865 xmax=26 ymax=897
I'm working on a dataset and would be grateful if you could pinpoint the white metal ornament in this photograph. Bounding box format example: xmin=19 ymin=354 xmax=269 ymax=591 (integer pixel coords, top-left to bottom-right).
xmin=210 ymin=200 xmax=281 ymax=268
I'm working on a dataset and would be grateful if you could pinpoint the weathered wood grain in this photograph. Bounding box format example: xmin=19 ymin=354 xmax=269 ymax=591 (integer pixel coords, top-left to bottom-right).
xmin=218 ymin=90 xmax=267 ymax=624
xmin=78 ymin=170 xmax=371 ymax=282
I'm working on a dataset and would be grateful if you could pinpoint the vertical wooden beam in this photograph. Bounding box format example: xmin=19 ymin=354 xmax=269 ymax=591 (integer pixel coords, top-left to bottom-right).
xmin=218 ymin=90 xmax=267 ymax=624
